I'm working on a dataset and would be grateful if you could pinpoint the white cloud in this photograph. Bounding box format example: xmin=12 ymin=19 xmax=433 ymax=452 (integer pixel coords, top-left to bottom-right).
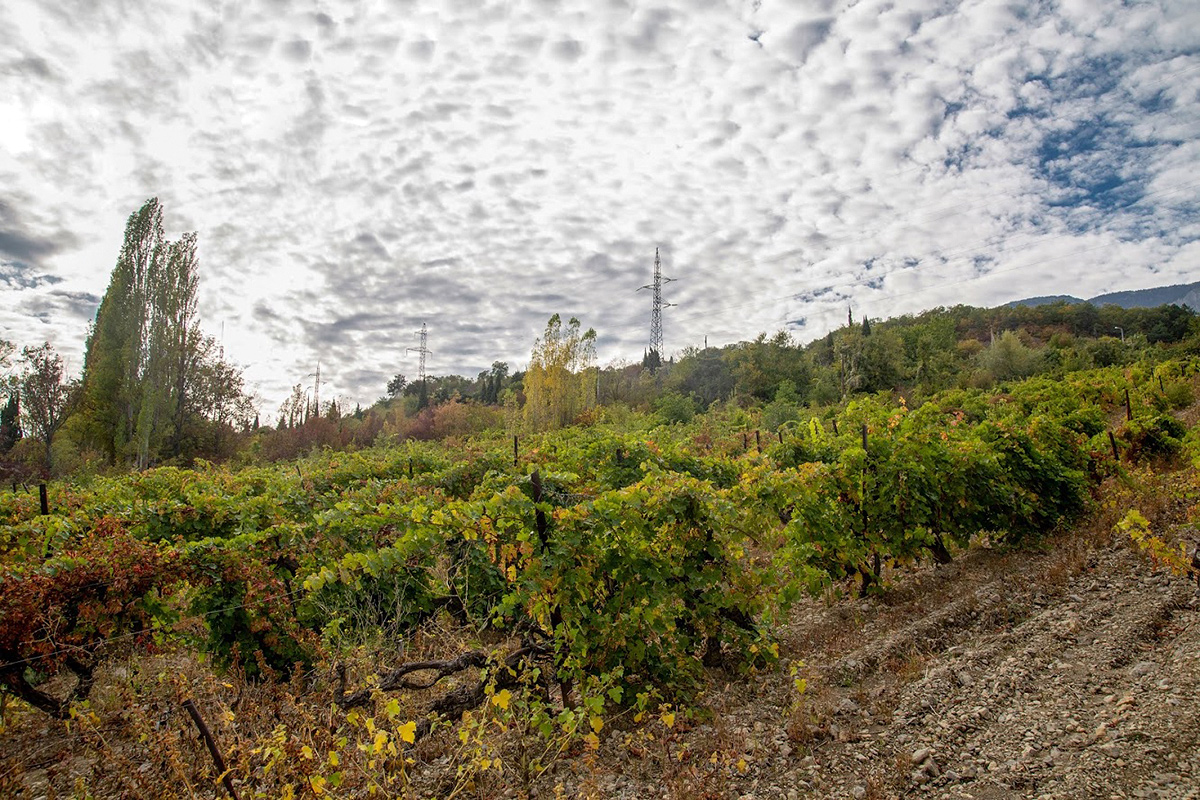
xmin=0 ymin=0 xmax=1196 ymax=409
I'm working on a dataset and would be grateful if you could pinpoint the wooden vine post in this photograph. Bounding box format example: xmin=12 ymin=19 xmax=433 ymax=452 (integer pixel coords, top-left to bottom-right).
xmin=530 ymin=470 xmax=572 ymax=706
xmin=39 ymin=483 xmax=48 ymax=516
xmin=182 ymin=699 xmax=239 ymax=799
xmin=860 ymin=423 xmax=880 ymax=595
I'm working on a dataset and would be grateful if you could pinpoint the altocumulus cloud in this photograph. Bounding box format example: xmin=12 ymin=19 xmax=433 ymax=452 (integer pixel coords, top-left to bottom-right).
xmin=0 ymin=0 xmax=1196 ymax=409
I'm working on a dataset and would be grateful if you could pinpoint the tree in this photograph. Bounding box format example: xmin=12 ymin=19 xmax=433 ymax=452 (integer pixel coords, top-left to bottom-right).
xmin=0 ymin=390 xmax=19 ymax=454
xmin=279 ymin=384 xmax=307 ymax=429
xmin=663 ymin=346 xmax=735 ymax=408
xmin=0 ymin=339 xmax=20 ymax=457
xmin=479 ymin=362 xmax=509 ymax=405
xmin=523 ymin=314 xmax=597 ymax=430
xmin=386 ymin=373 xmax=407 ymax=398
xmin=18 ymin=343 xmax=75 ymax=472
xmin=81 ymin=199 xmax=163 ymax=463
xmin=642 ymin=348 xmax=662 ymax=373
xmin=725 ymin=331 xmax=809 ymax=401
xmin=978 ymin=330 xmax=1041 ymax=381
xmin=80 ymin=198 xmax=248 ymax=467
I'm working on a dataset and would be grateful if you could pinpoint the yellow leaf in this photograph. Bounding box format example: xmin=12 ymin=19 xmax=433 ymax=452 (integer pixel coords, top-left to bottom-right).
xmin=661 ymin=711 xmax=675 ymax=728
xmin=328 ymin=751 xmax=339 ymax=767
xmin=384 ymin=698 xmax=400 ymax=718
xmin=310 ymin=775 xmax=327 ymax=795
xmin=736 ymin=758 xmax=748 ymax=774
xmin=399 ymin=720 xmax=417 ymax=744
xmin=492 ymin=689 xmax=512 ymax=710
xmin=373 ymin=730 xmax=388 ymax=754
xmin=584 ymin=732 xmax=600 ymax=751
xmin=282 ymin=784 xmax=295 ymax=800
xmin=590 ymin=716 xmax=603 ymax=734
xmin=300 ymin=745 xmax=314 ymax=760
xmin=480 ymin=758 xmax=492 ymax=770
xmin=364 ymin=716 xmax=375 ymax=734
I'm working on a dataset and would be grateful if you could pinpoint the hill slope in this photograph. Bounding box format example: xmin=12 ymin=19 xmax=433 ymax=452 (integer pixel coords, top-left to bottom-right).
xmin=1008 ymin=281 xmax=1200 ymax=311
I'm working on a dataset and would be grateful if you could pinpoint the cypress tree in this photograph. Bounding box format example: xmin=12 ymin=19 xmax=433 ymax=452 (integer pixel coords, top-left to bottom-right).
xmin=0 ymin=390 xmax=20 ymax=453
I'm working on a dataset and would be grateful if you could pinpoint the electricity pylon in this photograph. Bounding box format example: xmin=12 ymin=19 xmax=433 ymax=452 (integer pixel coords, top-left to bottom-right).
xmin=638 ymin=247 xmax=675 ymax=364
xmin=407 ymin=323 xmax=430 ymax=385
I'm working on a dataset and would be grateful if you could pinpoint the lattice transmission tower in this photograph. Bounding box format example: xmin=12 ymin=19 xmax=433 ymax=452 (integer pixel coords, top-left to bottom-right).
xmin=638 ymin=247 xmax=675 ymax=362
xmin=407 ymin=323 xmax=431 ymax=385
xmin=307 ymin=361 xmax=321 ymax=416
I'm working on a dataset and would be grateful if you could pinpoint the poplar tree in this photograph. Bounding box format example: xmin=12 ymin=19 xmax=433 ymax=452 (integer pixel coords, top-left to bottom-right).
xmin=81 ymin=198 xmax=249 ymax=466
xmin=82 ymin=199 xmax=164 ymax=462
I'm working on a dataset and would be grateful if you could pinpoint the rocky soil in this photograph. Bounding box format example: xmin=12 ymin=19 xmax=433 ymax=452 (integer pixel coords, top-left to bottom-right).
xmin=548 ymin=533 xmax=1200 ymax=800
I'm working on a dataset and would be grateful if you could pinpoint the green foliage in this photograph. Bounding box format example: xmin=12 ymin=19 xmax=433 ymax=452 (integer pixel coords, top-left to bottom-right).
xmin=78 ymin=198 xmax=250 ymax=469
xmin=0 ymin=390 xmax=19 ymax=453
xmin=2 ymin=359 xmax=1194 ymax=721
xmin=1120 ymin=415 xmax=1187 ymax=461
xmin=524 ymin=314 xmax=598 ymax=431
xmin=654 ymin=392 xmax=696 ymax=425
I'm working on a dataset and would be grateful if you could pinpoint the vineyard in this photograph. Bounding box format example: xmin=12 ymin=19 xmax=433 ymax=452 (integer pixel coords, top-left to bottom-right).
xmin=1 ymin=360 xmax=1198 ymax=798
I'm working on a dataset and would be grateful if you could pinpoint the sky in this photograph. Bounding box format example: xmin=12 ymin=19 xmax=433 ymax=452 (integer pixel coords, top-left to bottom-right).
xmin=1 ymin=0 xmax=1198 ymax=413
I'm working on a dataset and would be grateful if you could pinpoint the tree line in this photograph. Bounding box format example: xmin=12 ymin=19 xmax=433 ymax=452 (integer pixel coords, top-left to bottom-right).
xmin=242 ymin=297 xmax=1197 ymax=464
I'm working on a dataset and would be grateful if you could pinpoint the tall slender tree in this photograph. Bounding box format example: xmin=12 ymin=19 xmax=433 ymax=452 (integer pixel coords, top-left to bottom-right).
xmin=81 ymin=198 xmax=248 ymax=466
xmin=82 ymin=199 xmax=164 ymax=462
xmin=0 ymin=338 xmax=19 ymax=454
xmin=0 ymin=390 xmax=19 ymax=453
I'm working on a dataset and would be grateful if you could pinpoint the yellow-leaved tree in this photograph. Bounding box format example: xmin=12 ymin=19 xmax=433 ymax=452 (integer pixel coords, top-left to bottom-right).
xmin=523 ymin=314 xmax=597 ymax=430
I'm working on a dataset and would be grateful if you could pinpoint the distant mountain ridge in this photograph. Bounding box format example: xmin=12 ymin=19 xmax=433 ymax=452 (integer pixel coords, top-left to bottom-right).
xmin=1006 ymin=281 xmax=1200 ymax=311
